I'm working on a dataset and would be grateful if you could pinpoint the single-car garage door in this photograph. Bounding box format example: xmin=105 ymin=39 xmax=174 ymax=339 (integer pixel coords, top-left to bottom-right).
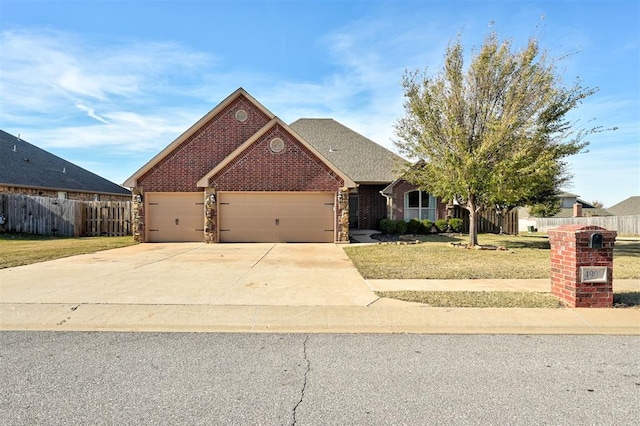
xmin=219 ymin=192 xmax=335 ymax=243
xmin=146 ymin=192 xmax=204 ymax=242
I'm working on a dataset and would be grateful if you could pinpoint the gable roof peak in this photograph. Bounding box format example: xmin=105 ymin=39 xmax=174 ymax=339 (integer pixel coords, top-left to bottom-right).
xmin=123 ymin=87 xmax=276 ymax=187
xmin=196 ymin=117 xmax=355 ymax=188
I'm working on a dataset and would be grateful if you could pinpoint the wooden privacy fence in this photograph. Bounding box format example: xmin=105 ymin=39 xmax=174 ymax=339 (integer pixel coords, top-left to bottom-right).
xmin=83 ymin=201 xmax=132 ymax=236
xmin=454 ymin=206 xmax=519 ymax=234
xmin=0 ymin=194 xmax=131 ymax=237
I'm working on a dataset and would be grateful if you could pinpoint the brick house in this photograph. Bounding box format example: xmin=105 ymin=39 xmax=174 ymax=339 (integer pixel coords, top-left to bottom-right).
xmin=381 ymin=179 xmax=449 ymax=223
xmin=382 ymin=178 xmax=520 ymax=234
xmin=0 ymin=129 xmax=131 ymax=202
xmin=123 ymin=88 xmax=403 ymax=243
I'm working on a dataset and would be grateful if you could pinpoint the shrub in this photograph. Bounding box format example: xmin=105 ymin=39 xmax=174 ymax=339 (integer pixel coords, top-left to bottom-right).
xmin=379 ymin=219 xmax=396 ymax=235
xmin=406 ymin=218 xmax=421 ymax=234
xmin=420 ymin=219 xmax=434 ymax=234
xmin=435 ymin=219 xmax=449 ymax=233
xmin=395 ymin=220 xmax=408 ymax=235
xmin=449 ymin=218 xmax=464 ymax=233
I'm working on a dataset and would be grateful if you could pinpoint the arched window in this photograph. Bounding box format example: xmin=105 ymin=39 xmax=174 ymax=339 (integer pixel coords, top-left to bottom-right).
xmin=404 ymin=190 xmax=436 ymax=221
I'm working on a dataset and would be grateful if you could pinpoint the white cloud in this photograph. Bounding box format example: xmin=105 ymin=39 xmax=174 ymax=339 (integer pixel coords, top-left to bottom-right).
xmin=75 ymin=103 xmax=109 ymax=124
xmin=0 ymin=27 xmax=217 ymax=154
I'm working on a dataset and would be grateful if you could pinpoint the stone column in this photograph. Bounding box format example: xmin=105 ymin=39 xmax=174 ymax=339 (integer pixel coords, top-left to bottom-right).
xmin=204 ymin=188 xmax=217 ymax=243
xmin=548 ymin=225 xmax=617 ymax=308
xmin=131 ymin=187 xmax=145 ymax=242
xmin=336 ymin=187 xmax=350 ymax=243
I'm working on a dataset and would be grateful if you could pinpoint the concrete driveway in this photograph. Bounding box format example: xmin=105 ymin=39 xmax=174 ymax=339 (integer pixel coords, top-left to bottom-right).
xmin=0 ymin=243 xmax=378 ymax=306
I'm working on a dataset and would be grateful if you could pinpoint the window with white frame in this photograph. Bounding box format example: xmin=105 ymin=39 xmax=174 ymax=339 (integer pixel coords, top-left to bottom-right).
xmin=404 ymin=190 xmax=436 ymax=221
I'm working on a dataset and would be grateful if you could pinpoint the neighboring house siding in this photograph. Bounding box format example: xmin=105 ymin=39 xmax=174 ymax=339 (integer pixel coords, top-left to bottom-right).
xmin=0 ymin=185 xmax=130 ymax=202
xmin=209 ymin=125 xmax=344 ymax=191
xmin=138 ymin=95 xmax=272 ymax=192
xmin=357 ymin=184 xmax=387 ymax=230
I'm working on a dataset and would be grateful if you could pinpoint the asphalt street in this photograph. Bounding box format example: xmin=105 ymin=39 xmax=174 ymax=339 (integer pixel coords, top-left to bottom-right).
xmin=1 ymin=332 xmax=639 ymax=425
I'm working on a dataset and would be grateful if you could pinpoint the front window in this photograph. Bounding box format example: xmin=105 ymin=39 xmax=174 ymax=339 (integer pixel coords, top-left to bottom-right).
xmin=404 ymin=190 xmax=436 ymax=221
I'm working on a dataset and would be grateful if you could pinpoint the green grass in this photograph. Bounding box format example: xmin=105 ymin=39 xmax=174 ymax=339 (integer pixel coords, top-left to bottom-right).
xmin=0 ymin=233 xmax=138 ymax=269
xmin=344 ymin=234 xmax=640 ymax=280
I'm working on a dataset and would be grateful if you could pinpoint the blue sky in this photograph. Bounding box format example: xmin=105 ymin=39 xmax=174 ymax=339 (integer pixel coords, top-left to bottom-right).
xmin=1 ymin=0 xmax=638 ymax=207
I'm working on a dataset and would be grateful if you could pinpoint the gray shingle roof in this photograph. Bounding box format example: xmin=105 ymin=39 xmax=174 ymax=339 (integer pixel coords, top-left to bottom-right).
xmin=289 ymin=118 xmax=405 ymax=184
xmin=607 ymin=196 xmax=640 ymax=216
xmin=552 ymin=207 xmax=613 ymax=218
xmin=0 ymin=130 xmax=131 ymax=196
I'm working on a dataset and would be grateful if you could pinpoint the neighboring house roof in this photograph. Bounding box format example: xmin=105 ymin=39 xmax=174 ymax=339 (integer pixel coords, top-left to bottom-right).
xmin=557 ymin=191 xmax=580 ymax=199
xmin=289 ymin=118 xmax=406 ymax=184
xmin=607 ymin=196 xmax=640 ymax=216
xmin=0 ymin=129 xmax=130 ymax=196
xmin=196 ymin=118 xmax=356 ymax=188
xmin=551 ymin=207 xmax=613 ymax=218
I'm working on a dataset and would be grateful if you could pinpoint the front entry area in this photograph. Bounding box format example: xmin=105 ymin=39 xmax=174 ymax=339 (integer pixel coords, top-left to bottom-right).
xmin=218 ymin=192 xmax=335 ymax=243
xmin=146 ymin=192 xmax=204 ymax=242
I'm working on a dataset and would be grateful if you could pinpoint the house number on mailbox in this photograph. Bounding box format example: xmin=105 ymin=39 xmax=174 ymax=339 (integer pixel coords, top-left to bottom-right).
xmin=580 ymin=266 xmax=607 ymax=283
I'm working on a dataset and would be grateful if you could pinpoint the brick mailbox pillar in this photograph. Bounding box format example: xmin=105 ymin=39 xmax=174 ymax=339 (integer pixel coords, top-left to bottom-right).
xmin=548 ymin=225 xmax=617 ymax=308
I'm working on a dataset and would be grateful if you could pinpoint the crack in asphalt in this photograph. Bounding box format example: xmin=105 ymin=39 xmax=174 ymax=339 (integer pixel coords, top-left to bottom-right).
xmin=292 ymin=334 xmax=310 ymax=426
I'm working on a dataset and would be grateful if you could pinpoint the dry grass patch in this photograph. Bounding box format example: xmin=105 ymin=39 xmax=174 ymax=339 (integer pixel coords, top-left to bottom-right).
xmin=376 ymin=290 xmax=564 ymax=308
xmin=0 ymin=233 xmax=138 ymax=269
xmin=344 ymin=234 xmax=640 ymax=279
xmin=377 ymin=290 xmax=639 ymax=308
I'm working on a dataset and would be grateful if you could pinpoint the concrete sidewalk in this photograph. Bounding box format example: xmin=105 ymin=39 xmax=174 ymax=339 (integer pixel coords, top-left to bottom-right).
xmin=1 ymin=242 xmax=638 ymax=335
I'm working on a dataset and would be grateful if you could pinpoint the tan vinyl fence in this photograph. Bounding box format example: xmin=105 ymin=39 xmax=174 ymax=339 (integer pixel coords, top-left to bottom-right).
xmin=0 ymin=194 xmax=131 ymax=237
xmin=524 ymin=215 xmax=640 ymax=236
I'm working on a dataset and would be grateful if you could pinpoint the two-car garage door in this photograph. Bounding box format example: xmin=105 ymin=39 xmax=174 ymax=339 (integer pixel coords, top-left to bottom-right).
xmin=145 ymin=191 xmax=335 ymax=243
xmin=219 ymin=192 xmax=335 ymax=243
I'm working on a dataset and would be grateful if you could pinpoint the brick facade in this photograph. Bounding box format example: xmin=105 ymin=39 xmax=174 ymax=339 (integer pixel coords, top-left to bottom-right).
xmin=357 ymin=184 xmax=387 ymax=230
xmin=389 ymin=181 xmax=447 ymax=222
xmin=208 ymin=124 xmax=343 ymax=191
xmin=138 ymin=95 xmax=271 ymax=192
xmin=548 ymin=225 xmax=617 ymax=308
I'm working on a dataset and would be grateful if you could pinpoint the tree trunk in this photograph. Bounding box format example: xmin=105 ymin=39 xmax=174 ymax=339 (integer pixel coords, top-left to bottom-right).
xmin=467 ymin=195 xmax=479 ymax=247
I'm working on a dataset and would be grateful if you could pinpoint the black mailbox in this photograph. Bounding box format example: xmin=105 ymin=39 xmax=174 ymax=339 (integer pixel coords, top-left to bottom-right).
xmin=589 ymin=233 xmax=603 ymax=249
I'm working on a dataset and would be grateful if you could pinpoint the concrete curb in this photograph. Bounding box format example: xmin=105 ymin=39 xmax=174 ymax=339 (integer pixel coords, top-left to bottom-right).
xmin=1 ymin=303 xmax=638 ymax=335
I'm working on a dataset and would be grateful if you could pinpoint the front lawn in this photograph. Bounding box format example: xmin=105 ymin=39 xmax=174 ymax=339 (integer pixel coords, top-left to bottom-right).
xmin=0 ymin=233 xmax=138 ymax=269
xmin=344 ymin=234 xmax=640 ymax=280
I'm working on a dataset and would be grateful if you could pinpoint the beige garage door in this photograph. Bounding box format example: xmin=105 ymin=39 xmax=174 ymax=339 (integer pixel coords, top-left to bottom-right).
xmin=146 ymin=192 xmax=204 ymax=242
xmin=219 ymin=192 xmax=335 ymax=243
